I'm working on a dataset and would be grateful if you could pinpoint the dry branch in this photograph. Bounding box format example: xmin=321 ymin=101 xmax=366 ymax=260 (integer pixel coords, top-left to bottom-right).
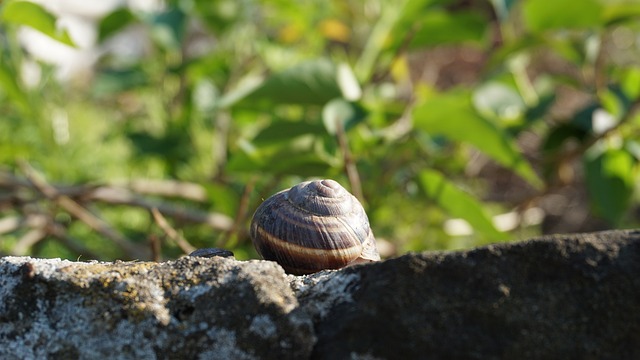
xmin=13 ymin=228 xmax=47 ymax=256
xmin=125 ymin=179 xmax=207 ymax=202
xmin=89 ymin=187 xmax=233 ymax=230
xmin=18 ymin=161 xmax=149 ymax=259
xmin=151 ymin=208 xmax=196 ymax=254
xmin=1 ymin=165 xmax=235 ymax=260
xmin=219 ymin=177 xmax=256 ymax=247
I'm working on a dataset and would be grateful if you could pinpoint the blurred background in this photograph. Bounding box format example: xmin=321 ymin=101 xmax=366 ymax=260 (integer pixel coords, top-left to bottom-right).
xmin=0 ymin=0 xmax=639 ymax=261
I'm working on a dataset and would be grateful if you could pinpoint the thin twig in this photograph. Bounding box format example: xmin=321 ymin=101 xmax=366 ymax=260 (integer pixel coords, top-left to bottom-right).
xmin=46 ymin=221 xmax=102 ymax=260
xmin=335 ymin=118 xmax=364 ymax=202
xmin=149 ymin=234 xmax=162 ymax=262
xmin=126 ymin=179 xmax=207 ymax=202
xmin=90 ymin=187 xmax=233 ymax=230
xmin=18 ymin=160 xmax=148 ymax=259
xmin=0 ymin=214 xmax=47 ymax=235
xmin=553 ymin=100 xmax=640 ymax=165
xmin=517 ymin=100 xmax=640 ymax=214
xmin=13 ymin=228 xmax=47 ymax=256
xmin=151 ymin=207 xmax=196 ymax=254
xmin=219 ymin=176 xmax=257 ymax=247
xmin=0 ymin=171 xmax=234 ymax=230
xmin=1 ymin=172 xmax=209 ymax=203
xmin=212 ymin=112 xmax=231 ymax=178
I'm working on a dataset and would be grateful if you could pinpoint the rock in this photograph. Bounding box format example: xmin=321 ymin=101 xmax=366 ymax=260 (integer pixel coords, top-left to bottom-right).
xmin=309 ymin=229 xmax=640 ymax=359
xmin=0 ymin=257 xmax=314 ymax=359
xmin=1 ymin=229 xmax=639 ymax=359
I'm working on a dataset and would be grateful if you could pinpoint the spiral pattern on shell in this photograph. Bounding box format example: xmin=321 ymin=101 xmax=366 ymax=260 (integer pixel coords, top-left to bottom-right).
xmin=250 ymin=179 xmax=380 ymax=275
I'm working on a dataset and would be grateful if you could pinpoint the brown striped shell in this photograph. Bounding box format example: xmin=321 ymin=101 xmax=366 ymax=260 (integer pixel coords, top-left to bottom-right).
xmin=250 ymin=179 xmax=380 ymax=275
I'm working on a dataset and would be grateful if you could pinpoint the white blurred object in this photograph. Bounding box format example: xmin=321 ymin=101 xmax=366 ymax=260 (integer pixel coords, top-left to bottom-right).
xmin=20 ymin=59 xmax=42 ymax=89
xmin=337 ymin=63 xmax=362 ymax=101
xmin=592 ymin=108 xmax=617 ymax=134
xmin=30 ymin=0 xmax=125 ymax=19
xmin=18 ymin=27 xmax=101 ymax=82
xmin=444 ymin=207 xmax=545 ymax=236
xmin=17 ymin=0 xmax=164 ymax=82
xmin=51 ymin=109 xmax=70 ymax=145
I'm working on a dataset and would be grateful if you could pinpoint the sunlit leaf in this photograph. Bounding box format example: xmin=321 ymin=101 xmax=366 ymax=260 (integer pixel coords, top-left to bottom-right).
xmin=385 ymin=0 xmax=452 ymax=55
xmin=523 ymin=0 xmax=603 ymax=32
xmin=473 ymin=82 xmax=525 ymax=121
xmin=98 ymin=8 xmax=136 ymax=43
xmin=602 ymin=2 xmax=640 ymax=24
xmin=419 ymin=169 xmax=508 ymax=240
xmin=241 ymin=59 xmax=342 ymax=106
xmin=584 ymin=147 xmax=635 ymax=225
xmin=1 ymin=1 xmax=75 ymax=46
xmin=218 ymin=73 xmax=264 ymax=108
xmin=227 ymin=146 xmax=333 ymax=176
xmin=618 ymin=67 xmax=640 ymax=101
xmin=228 ymin=133 xmax=335 ymax=176
xmin=413 ymin=91 xmax=543 ymax=189
xmin=193 ymin=0 xmax=241 ymax=33
xmin=599 ymin=88 xmax=625 ymax=120
xmin=336 ymin=63 xmax=361 ymax=101
xmin=627 ymin=141 xmax=640 ymax=161
xmin=322 ymin=99 xmax=367 ymax=135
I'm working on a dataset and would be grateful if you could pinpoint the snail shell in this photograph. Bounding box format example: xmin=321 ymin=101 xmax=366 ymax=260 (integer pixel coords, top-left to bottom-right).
xmin=250 ymin=179 xmax=380 ymax=275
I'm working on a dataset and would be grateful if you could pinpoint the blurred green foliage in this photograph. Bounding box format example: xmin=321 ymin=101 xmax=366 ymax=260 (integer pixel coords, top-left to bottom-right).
xmin=0 ymin=0 xmax=639 ymax=261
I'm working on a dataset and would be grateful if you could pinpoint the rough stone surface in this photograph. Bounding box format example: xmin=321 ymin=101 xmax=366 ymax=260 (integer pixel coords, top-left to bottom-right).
xmin=0 ymin=257 xmax=314 ymax=359
xmin=1 ymin=229 xmax=639 ymax=359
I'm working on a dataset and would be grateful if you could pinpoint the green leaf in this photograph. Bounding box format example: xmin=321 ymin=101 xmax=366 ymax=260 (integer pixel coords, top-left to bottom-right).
xmin=204 ymin=183 xmax=239 ymax=217
xmin=619 ymin=67 xmax=640 ymax=101
xmin=602 ymin=2 xmax=640 ymax=24
xmin=419 ymin=169 xmax=508 ymax=240
xmin=584 ymin=147 xmax=635 ymax=225
xmin=92 ymin=68 xmax=149 ymax=96
xmin=356 ymin=0 xmax=410 ymax=82
xmin=147 ymin=7 xmax=187 ymax=50
xmin=523 ymin=0 xmax=603 ymax=33
xmin=241 ymin=59 xmax=342 ymax=106
xmin=385 ymin=0 xmax=450 ymax=52
xmin=322 ymin=99 xmax=367 ymax=135
xmin=1 ymin=1 xmax=75 ymax=46
xmin=409 ymin=10 xmax=488 ymax=48
xmin=252 ymin=121 xmax=326 ymax=146
xmin=228 ymin=135 xmax=335 ymax=176
xmin=227 ymin=148 xmax=333 ymax=177
xmin=218 ymin=73 xmax=264 ymax=108
xmin=98 ymin=8 xmax=136 ymax=43
xmin=413 ymin=91 xmax=543 ymax=189
xmin=626 ymin=141 xmax=640 ymax=161
xmin=0 ymin=60 xmax=29 ymax=114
